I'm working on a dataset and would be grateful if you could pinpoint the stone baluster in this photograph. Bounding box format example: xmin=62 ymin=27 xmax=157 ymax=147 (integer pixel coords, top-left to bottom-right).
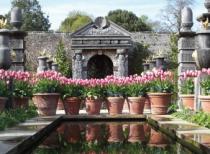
xmin=178 ymin=7 xmax=196 ymax=109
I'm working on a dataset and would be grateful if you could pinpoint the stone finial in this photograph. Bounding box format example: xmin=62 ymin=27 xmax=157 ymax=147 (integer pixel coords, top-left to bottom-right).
xmin=205 ymin=0 xmax=210 ymax=12
xmin=181 ymin=7 xmax=193 ymax=32
xmin=94 ymin=17 xmax=109 ymax=29
xmin=10 ymin=7 xmax=22 ymax=30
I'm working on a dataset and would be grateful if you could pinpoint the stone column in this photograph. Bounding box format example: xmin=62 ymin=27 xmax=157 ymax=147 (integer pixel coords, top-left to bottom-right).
xmin=10 ymin=7 xmax=27 ymax=71
xmin=72 ymin=50 xmax=83 ymax=79
xmin=178 ymin=7 xmax=196 ymax=109
xmin=116 ymin=49 xmax=128 ymax=77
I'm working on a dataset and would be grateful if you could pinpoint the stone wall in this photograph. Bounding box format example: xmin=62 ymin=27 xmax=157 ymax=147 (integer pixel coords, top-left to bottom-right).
xmin=25 ymin=31 xmax=171 ymax=71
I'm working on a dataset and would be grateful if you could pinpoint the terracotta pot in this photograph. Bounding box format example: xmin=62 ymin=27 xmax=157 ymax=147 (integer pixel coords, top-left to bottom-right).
xmin=64 ymin=123 xmax=81 ymax=143
xmin=63 ymin=97 xmax=81 ymax=115
xmin=108 ymin=124 xmax=124 ymax=142
xmin=106 ymin=97 xmax=124 ymax=115
xmin=127 ymin=97 xmax=145 ymax=114
xmin=86 ymin=124 xmax=101 ymax=142
xmin=180 ymin=94 xmax=194 ymax=110
xmin=148 ymin=129 xmax=169 ymax=147
xmin=200 ymin=96 xmax=210 ymax=113
xmin=57 ymin=97 xmax=64 ymax=110
xmin=0 ymin=97 xmax=7 ymax=112
xmin=128 ymin=124 xmax=145 ymax=143
xmin=13 ymin=97 xmax=29 ymax=108
xmin=148 ymin=93 xmax=172 ymax=115
xmin=201 ymin=134 xmax=210 ymax=144
xmin=32 ymin=93 xmax=60 ymax=116
xmin=85 ymin=98 xmax=102 ymax=115
xmin=144 ymin=95 xmax=151 ymax=110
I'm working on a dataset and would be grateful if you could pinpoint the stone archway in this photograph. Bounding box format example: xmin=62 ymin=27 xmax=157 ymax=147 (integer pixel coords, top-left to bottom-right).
xmin=71 ymin=17 xmax=132 ymax=79
xmin=87 ymin=54 xmax=113 ymax=79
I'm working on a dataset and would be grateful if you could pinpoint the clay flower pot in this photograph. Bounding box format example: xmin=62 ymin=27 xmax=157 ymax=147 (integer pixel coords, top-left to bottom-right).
xmin=13 ymin=97 xmax=29 ymax=109
xmin=85 ymin=98 xmax=102 ymax=115
xmin=200 ymin=96 xmax=210 ymax=113
xmin=148 ymin=129 xmax=169 ymax=147
xmin=148 ymin=93 xmax=172 ymax=115
xmin=86 ymin=124 xmax=101 ymax=142
xmin=127 ymin=97 xmax=146 ymax=114
xmin=32 ymin=93 xmax=60 ymax=116
xmin=57 ymin=97 xmax=64 ymax=110
xmin=128 ymin=124 xmax=145 ymax=143
xmin=63 ymin=97 xmax=81 ymax=115
xmin=0 ymin=97 xmax=7 ymax=112
xmin=180 ymin=94 xmax=194 ymax=110
xmin=106 ymin=97 xmax=124 ymax=115
xmin=201 ymin=134 xmax=210 ymax=145
xmin=108 ymin=124 xmax=124 ymax=142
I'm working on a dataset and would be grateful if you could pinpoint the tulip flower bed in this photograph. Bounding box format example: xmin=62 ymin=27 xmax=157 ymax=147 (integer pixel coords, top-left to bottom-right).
xmin=0 ymin=69 xmax=175 ymax=115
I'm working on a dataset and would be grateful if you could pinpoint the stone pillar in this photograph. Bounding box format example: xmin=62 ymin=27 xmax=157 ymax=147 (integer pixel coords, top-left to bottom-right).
xmin=116 ymin=49 xmax=128 ymax=77
xmin=178 ymin=7 xmax=196 ymax=109
xmin=72 ymin=50 xmax=83 ymax=79
xmin=10 ymin=7 xmax=27 ymax=71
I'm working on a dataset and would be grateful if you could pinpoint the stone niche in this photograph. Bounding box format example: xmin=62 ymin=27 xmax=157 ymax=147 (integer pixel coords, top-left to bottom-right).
xmin=71 ymin=17 xmax=132 ymax=79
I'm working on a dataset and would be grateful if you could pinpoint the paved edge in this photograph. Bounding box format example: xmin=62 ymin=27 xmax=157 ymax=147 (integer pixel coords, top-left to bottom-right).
xmin=147 ymin=115 xmax=209 ymax=154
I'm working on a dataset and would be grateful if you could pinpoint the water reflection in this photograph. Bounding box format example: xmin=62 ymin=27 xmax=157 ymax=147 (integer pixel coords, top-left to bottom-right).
xmin=32 ymin=122 xmax=194 ymax=154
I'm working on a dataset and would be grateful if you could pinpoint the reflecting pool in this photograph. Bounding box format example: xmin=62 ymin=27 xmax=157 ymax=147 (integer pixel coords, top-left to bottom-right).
xmin=32 ymin=122 xmax=193 ymax=154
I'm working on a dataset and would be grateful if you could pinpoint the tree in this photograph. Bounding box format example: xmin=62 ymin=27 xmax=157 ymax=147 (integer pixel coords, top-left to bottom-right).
xmin=55 ymin=40 xmax=72 ymax=77
xmin=167 ymin=34 xmax=179 ymax=70
xmin=59 ymin=11 xmax=92 ymax=32
xmin=9 ymin=0 xmax=50 ymax=31
xmin=128 ymin=42 xmax=150 ymax=75
xmin=107 ymin=9 xmax=152 ymax=32
xmin=159 ymin=0 xmax=195 ymax=32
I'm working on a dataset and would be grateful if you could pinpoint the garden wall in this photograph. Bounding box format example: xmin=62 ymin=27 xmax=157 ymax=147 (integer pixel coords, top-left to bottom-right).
xmin=25 ymin=31 xmax=171 ymax=71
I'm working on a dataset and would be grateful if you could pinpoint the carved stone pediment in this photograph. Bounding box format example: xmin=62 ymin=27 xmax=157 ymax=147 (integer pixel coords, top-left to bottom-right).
xmin=71 ymin=17 xmax=132 ymax=49
xmin=72 ymin=17 xmax=130 ymax=37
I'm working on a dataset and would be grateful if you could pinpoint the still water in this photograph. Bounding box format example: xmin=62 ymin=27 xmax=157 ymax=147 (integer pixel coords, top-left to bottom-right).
xmin=32 ymin=122 xmax=193 ymax=154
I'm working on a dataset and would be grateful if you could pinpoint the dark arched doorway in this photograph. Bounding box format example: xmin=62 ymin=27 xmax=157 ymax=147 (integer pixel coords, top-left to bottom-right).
xmin=87 ymin=55 xmax=113 ymax=79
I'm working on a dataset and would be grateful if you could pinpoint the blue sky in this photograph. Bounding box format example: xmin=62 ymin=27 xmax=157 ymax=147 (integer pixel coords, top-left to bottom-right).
xmin=0 ymin=0 xmax=204 ymax=30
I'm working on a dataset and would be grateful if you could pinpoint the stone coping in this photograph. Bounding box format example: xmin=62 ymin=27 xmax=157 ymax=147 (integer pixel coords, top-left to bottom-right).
xmin=147 ymin=115 xmax=210 ymax=154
